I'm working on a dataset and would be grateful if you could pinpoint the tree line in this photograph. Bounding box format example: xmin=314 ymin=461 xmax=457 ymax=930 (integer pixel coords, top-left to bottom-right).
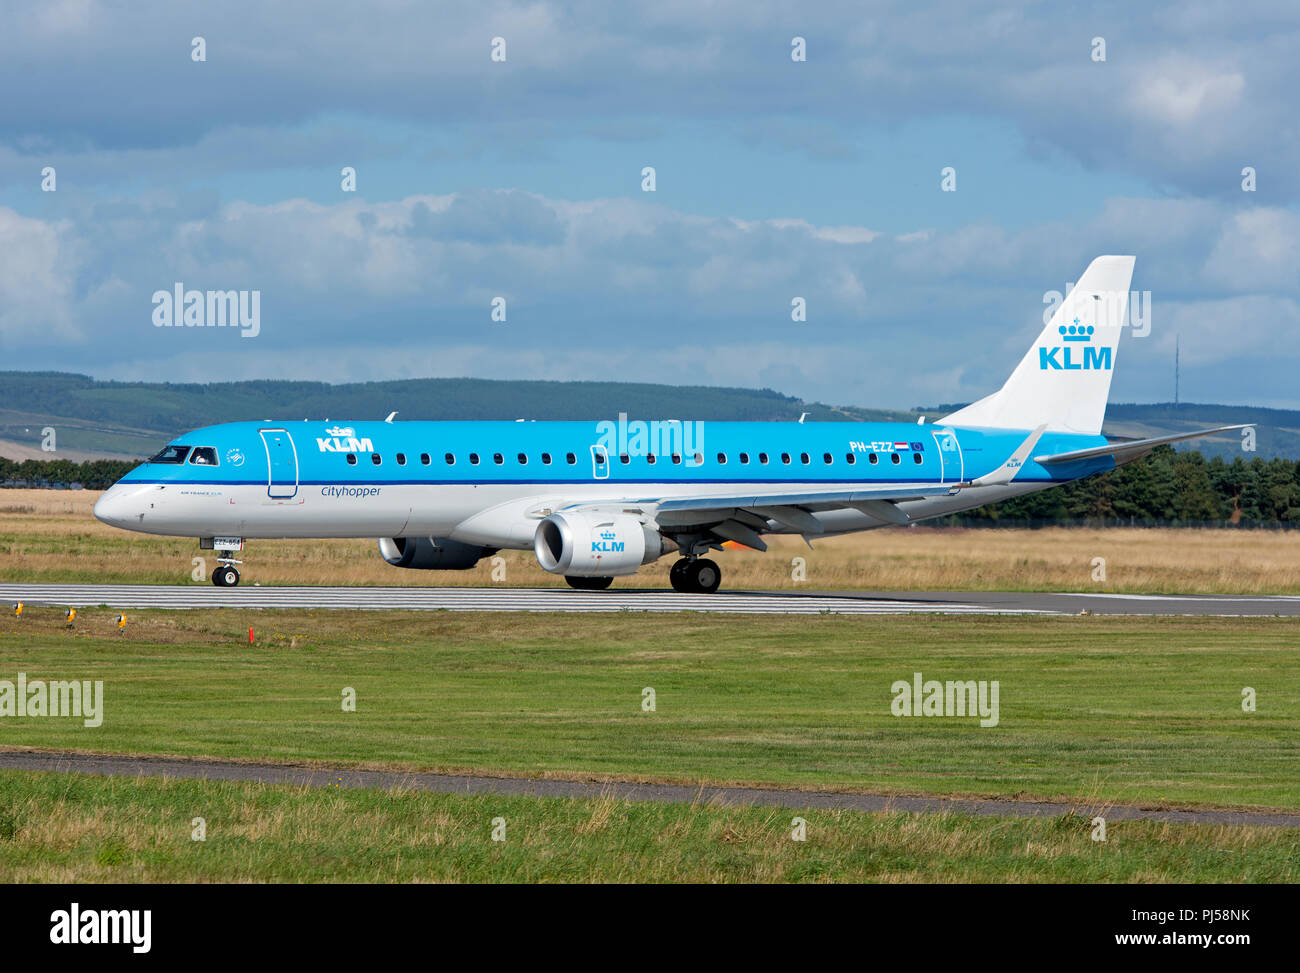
xmin=3 ymin=447 xmax=1299 ymax=526
xmin=0 ymin=457 xmax=135 ymax=491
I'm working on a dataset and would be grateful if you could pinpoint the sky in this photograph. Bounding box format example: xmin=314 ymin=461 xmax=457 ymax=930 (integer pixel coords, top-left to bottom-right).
xmin=1 ymin=0 xmax=1297 ymax=410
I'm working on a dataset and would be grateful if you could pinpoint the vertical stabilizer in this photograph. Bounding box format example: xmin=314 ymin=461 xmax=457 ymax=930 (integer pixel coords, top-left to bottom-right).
xmin=941 ymin=255 xmax=1135 ymax=434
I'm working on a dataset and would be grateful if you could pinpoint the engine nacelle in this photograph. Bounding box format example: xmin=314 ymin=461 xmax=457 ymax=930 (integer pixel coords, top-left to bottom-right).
xmin=534 ymin=512 xmax=674 ymax=577
xmin=378 ymin=536 xmax=496 ymax=570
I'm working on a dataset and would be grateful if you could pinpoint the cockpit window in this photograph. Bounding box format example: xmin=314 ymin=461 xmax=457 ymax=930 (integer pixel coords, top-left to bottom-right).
xmin=188 ymin=447 xmax=219 ymax=466
xmin=149 ymin=445 xmax=191 ymax=464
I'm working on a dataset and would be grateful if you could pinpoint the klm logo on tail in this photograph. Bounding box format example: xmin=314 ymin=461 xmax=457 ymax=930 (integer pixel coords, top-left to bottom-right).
xmin=1039 ymin=320 xmax=1112 ymax=371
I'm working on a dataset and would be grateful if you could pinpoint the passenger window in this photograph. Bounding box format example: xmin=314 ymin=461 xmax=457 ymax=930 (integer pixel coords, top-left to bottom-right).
xmin=693 ymin=452 xmax=703 ymax=465
xmin=869 ymin=453 xmax=879 ymax=465
xmin=619 ymin=454 xmax=630 ymax=464
xmin=800 ymin=453 xmax=810 ymax=464
xmin=422 ymin=454 xmax=431 ymax=465
xmin=493 ymin=453 xmax=504 ymax=465
xmin=542 ymin=453 xmax=552 ymax=465
xmin=470 ymin=453 xmax=480 ymax=465
xmin=913 ymin=452 xmax=923 ymax=465
xmin=188 ymin=447 xmax=218 ymax=466
xmin=443 ymin=453 xmax=453 ymax=465
xmin=740 ymin=452 xmax=749 ymax=464
xmin=823 ymin=453 xmax=832 ymax=464
xmin=346 ymin=454 xmax=357 ymax=465
xmin=845 ymin=453 xmax=856 ymax=465
xmin=891 ymin=452 xmax=901 ymax=464
xmin=716 ymin=452 xmax=727 ymax=464
xmin=780 ymin=453 xmax=791 ymax=465
xmin=647 ymin=454 xmax=657 ymax=465
xmin=759 ymin=452 xmax=769 ymax=465
xmin=371 ymin=453 xmax=381 ymax=465
xmin=594 ymin=453 xmax=606 ymax=465
xmin=671 ymin=453 xmax=681 ymax=465
xmin=566 ymin=453 xmax=576 ymax=464
xmin=396 ymin=453 xmax=406 ymax=466
xmin=517 ymin=453 xmax=528 ymax=465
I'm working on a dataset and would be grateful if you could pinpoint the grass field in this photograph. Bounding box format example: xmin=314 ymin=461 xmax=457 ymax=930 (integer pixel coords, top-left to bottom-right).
xmin=4 ymin=489 xmax=1300 ymax=592
xmin=2 ymin=609 xmax=1296 ymax=811
xmin=2 ymin=770 xmax=1296 ymax=882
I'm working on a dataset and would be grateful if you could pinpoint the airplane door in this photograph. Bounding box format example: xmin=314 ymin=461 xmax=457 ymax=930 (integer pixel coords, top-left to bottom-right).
xmin=259 ymin=428 xmax=299 ymax=499
xmin=930 ymin=428 xmax=963 ymax=484
xmin=590 ymin=444 xmax=609 ymax=480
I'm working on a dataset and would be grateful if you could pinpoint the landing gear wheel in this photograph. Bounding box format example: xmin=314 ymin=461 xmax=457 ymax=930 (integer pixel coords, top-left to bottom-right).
xmin=669 ymin=559 xmax=691 ymax=592
xmin=670 ymin=558 xmax=721 ymax=593
xmin=212 ymin=565 xmax=240 ymax=587
xmin=687 ymin=558 xmax=721 ymax=594
xmin=565 ymin=575 xmax=613 ymax=590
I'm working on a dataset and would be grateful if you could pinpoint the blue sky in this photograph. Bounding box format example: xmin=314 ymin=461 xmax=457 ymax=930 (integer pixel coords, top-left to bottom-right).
xmin=1 ymin=0 xmax=1297 ymax=410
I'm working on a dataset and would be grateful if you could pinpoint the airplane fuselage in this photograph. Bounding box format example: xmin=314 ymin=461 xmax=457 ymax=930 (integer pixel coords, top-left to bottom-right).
xmin=93 ymin=418 xmax=1114 ymax=544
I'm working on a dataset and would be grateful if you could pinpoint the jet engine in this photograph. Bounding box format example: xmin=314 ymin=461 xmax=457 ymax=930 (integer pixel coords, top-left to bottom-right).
xmin=378 ymin=536 xmax=497 ymax=570
xmin=534 ymin=512 xmax=675 ymax=577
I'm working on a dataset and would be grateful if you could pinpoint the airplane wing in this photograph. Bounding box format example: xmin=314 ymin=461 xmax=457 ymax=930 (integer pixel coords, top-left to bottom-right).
xmin=1033 ymin=424 xmax=1250 ymax=466
xmin=561 ymin=482 xmax=962 ymax=549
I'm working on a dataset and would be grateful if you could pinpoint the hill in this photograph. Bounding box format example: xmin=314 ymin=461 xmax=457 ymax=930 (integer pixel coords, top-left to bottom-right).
xmin=0 ymin=372 xmax=912 ymax=459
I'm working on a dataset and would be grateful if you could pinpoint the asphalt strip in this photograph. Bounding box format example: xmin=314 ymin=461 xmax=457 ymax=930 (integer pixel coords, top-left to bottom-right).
xmin=2 ymin=749 xmax=1296 ymax=828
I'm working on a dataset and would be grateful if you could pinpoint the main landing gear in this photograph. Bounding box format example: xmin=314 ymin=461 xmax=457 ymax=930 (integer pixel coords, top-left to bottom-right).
xmin=669 ymin=557 xmax=721 ymax=594
xmin=565 ymin=576 xmax=614 ymax=590
xmin=212 ymin=551 xmax=242 ymax=587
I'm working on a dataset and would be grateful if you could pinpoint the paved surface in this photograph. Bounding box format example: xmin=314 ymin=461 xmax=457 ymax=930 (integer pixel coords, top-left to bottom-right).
xmin=4 ymin=582 xmax=1300 ymax=615
xmin=838 ymin=589 xmax=1300 ymax=616
xmin=2 ymin=749 xmax=1294 ymax=827
xmin=0 ymin=583 xmax=1042 ymax=614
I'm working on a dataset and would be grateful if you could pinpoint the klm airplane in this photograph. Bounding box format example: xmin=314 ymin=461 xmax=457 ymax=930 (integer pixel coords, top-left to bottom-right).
xmin=95 ymin=256 xmax=1244 ymax=592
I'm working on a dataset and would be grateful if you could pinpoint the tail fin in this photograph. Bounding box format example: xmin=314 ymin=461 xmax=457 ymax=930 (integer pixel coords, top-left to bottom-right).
xmin=940 ymin=255 xmax=1135 ymax=435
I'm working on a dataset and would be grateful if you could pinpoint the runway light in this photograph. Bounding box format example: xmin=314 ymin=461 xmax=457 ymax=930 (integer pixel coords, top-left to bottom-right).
xmin=12 ymin=602 xmax=22 ymax=619
xmin=248 ymin=626 xmax=254 ymax=644
xmin=116 ymin=614 xmax=127 ymax=632
xmin=65 ymin=607 xmax=76 ymax=628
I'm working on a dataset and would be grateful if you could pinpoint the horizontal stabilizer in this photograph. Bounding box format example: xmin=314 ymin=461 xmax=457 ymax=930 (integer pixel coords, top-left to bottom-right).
xmin=1033 ymin=425 xmax=1250 ymax=466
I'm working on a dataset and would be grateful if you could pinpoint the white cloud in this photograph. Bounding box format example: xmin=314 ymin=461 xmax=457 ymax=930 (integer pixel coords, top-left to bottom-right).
xmin=4 ymin=187 xmax=1296 ymax=407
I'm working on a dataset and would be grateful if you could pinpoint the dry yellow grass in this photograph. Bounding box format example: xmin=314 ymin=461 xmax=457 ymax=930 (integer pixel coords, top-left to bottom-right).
xmin=3 ymin=488 xmax=1299 ymax=592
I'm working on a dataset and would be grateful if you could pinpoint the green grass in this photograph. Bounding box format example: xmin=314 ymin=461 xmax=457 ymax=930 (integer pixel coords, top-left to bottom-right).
xmin=1 ymin=610 xmax=1297 ymax=811
xmin=0 ymin=770 xmax=1295 ymax=882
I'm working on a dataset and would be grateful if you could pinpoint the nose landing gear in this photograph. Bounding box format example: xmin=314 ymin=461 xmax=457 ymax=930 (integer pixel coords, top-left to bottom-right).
xmin=212 ymin=551 xmax=242 ymax=587
xmin=669 ymin=557 xmax=721 ymax=594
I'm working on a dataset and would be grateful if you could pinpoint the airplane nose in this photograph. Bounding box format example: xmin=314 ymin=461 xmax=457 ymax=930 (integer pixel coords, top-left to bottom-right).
xmin=94 ymin=484 xmax=151 ymax=528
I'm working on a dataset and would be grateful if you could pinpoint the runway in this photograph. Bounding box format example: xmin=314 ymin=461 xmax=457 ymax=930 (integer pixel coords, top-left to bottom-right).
xmin=0 ymin=582 xmax=1041 ymax=614
xmin=3 ymin=582 xmax=1300 ymax=615
xmin=3 ymin=749 xmax=1295 ymax=827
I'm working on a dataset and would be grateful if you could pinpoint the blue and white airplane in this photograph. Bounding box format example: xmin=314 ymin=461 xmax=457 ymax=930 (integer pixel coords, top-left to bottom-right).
xmin=95 ymin=256 xmax=1244 ymax=592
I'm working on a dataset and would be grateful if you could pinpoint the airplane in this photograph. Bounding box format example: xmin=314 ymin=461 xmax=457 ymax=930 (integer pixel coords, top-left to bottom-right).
xmin=94 ymin=255 xmax=1247 ymax=593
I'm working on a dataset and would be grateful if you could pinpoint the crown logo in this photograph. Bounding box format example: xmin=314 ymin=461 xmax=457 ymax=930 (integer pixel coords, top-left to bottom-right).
xmin=1060 ymin=318 xmax=1094 ymax=342
xmin=325 ymin=425 xmax=355 ymax=437
xmin=600 ymin=530 xmax=617 ymax=540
